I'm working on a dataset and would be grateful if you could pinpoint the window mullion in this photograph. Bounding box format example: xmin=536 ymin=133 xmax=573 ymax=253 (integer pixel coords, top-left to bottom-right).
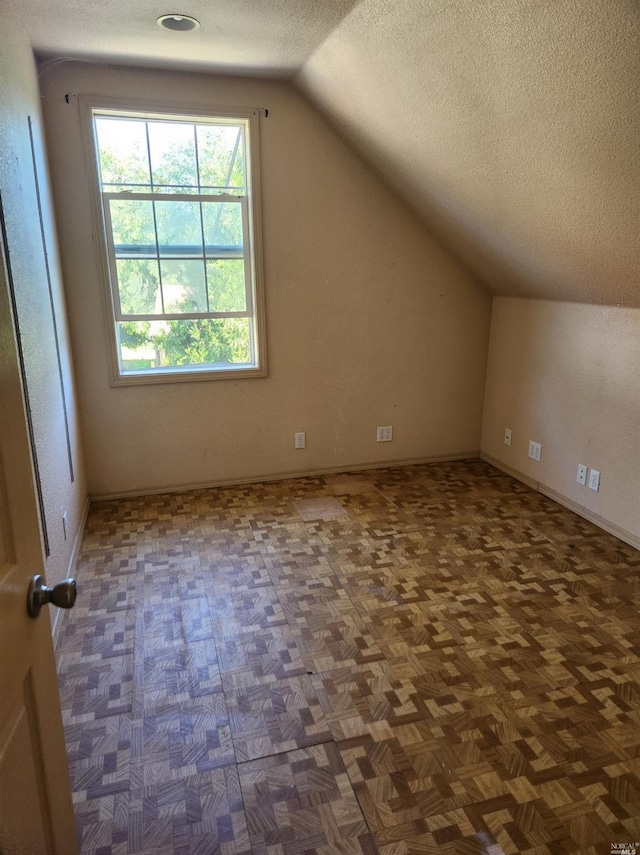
xmin=103 ymin=191 xmax=243 ymax=203
xmin=119 ymin=310 xmax=250 ymax=322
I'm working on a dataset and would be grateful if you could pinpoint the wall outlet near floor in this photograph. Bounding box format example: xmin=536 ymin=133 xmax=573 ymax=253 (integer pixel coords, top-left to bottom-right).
xmin=376 ymin=425 xmax=393 ymax=442
xmin=504 ymin=428 xmax=512 ymax=446
xmin=528 ymin=440 xmax=542 ymax=462
xmin=62 ymin=511 xmax=69 ymax=541
xmin=576 ymin=464 xmax=587 ymax=486
xmin=294 ymin=431 xmax=306 ymax=449
xmin=588 ymin=468 xmax=600 ymax=491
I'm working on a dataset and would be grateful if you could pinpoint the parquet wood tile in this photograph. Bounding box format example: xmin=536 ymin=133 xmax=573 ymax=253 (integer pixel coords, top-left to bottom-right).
xmin=128 ymin=695 xmax=236 ymax=785
xmin=139 ymin=599 xmax=216 ymax=647
xmin=293 ymin=497 xmax=351 ymax=521
xmin=223 ymin=672 xmax=333 ymax=761
xmin=74 ymin=767 xmax=253 ymax=855
xmin=57 ymin=460 xmax=640 ymax=853
xmin=214 ymin=624 xmax=307 ymax=682
xmin=139 ymin=639 xmax=223 ymax=704
xmin=58 ymin=651 xmax=135 ymax=723
xmin=208 ymin=585 xmax=289 ymax=635
xmin=312 ymin=662 xmax=419 ymax=742
xmin=59 ymin=610 xmax=136 ymax=659
xmin=237 ymin=742 xmax=377 ymax=854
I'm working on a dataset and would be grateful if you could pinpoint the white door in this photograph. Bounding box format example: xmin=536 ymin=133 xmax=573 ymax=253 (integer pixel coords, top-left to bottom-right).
xmin=0 ymin=215 xmax=77 ymax=851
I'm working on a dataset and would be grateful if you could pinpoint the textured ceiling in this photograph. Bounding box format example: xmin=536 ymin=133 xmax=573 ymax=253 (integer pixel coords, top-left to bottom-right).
xmin=298 ymin=0 xmax=640 ymax=306
xmin=14 ymin=0 xmax=359 ymax=76
xmin=12 ymin=0 xmax=640 ymax=305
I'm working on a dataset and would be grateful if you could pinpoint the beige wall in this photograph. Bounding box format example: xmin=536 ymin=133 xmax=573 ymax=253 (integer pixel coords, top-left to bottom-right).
xmin=481 ymin=297 xmax=640 ymax=545
xmin=0 ymin=2 xmax=87 ymax=587
xmin=39 ymin=62 xmax=491 ymax=497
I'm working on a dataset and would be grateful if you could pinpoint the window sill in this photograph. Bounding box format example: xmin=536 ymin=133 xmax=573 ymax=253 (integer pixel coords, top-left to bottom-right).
xmin=110 ymin=364 xmax=267 ymax=386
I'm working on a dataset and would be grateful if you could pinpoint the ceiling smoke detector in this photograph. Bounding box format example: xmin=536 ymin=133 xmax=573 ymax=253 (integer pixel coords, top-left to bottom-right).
xmin=157 ymin=13 xmax=200 ymax=31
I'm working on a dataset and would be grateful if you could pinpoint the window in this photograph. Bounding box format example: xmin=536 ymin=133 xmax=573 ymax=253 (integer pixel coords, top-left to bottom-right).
xmin=88 ymin=104 xmax=266 ymax=383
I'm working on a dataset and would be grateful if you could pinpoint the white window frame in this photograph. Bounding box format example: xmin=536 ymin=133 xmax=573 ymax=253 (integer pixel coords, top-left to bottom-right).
xmin=80 ymin=97 xmax=267 ymax=385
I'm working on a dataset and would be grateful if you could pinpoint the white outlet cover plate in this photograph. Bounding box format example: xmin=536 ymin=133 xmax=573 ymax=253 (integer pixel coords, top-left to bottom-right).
xmin=577 ymin=464 xmax=587 ymax=485
xmin=528 ymin=440 xmax=542 ymax=462
xmin=294 ymin=432 xmax=306 ymax=449
xmin=504 ymin=428 xmax=512 ymax=446
xmin=589 ymin=469 xmax=600 ymax=491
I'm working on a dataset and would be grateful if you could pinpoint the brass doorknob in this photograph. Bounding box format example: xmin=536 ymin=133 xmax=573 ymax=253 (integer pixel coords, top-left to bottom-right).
xmin=27 ymin=575 xmax=77 ymax=619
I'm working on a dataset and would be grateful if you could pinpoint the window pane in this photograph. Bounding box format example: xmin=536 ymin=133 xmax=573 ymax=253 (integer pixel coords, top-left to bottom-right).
xmin=148 ymin=122 xmax=198 ymax=189
xmin=197 ymin=125 xmax=244 ymax=191
xmin=155 ymin=201 xmax=203 ymax=256
xmin=117 ymin=321 xmax=158 ymax=370
xmin=95 ymin=118 xmax=150 ymax=188
xmin=109 ymin=200 xmax=156 ymax=257
xmin=117 ymin=318 xmax=251 ymax=371
xmin=202 ymin=203 xmax=243 ymax=255
xmin=161 ymin=260 xmax=208 ymax=313
xmin=206 ymin=260 xmax=246 ymax=312
xmin=156 ymin=318 xmax=251 ymax=366
xmin=116 ymin=260 xmax=161 ymax=315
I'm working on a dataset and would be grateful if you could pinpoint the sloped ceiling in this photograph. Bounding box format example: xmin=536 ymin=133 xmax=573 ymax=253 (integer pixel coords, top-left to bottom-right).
xmin=11 ymin=0 xmax=640 ymax=305
xmin=298 ymin=0 xmax=640 ymax=306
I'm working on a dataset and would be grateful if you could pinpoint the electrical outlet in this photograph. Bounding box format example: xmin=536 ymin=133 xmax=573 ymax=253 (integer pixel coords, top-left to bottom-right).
xmin=576 ymin=464 xmax=587 ymax=486
xmin=376 ymin=426 xmax=393 ymax=442
xmin=528 ymin=440 xmax=542 ymax=462
xmin=62 ymin=511 xmax=69 ymax=541
xmin=588 ymin=469 xmax=600 ymax=491
xmin=294 ymin=431 xmax=306 ymax=449
xmin=504 ymin=428 xmax=512 ymax=446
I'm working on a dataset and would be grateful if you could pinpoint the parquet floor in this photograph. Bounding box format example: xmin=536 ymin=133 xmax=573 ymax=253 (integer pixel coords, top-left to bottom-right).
xmin=56 ymin=461 xmax=640 ymax=854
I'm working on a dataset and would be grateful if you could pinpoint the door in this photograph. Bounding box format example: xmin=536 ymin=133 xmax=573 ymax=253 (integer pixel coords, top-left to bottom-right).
xmin=0 ymin=219 xmax=77 ymax=850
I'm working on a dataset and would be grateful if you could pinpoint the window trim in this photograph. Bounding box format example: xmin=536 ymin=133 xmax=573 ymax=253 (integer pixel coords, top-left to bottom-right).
xmin=79 ymin=96 xmax=267 ymax=385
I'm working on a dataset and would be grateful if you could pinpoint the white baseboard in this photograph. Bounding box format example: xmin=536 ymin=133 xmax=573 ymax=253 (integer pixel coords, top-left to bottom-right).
xmin=481 ymin=452 xmax=640 ymax=551
xmin=53 ymin=493 xmax=91 ymax=649
xmin=90 ymin=451 xmax=480 ymax=501
xmin=480 ymin=453 xmax=539 ymax=491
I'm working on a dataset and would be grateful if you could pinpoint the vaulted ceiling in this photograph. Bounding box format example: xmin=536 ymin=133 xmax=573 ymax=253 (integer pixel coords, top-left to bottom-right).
xmin=298 ymin=0 xmax=640 ymax=307
xmin=14 ymin=0 xmax=640 ymax=306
